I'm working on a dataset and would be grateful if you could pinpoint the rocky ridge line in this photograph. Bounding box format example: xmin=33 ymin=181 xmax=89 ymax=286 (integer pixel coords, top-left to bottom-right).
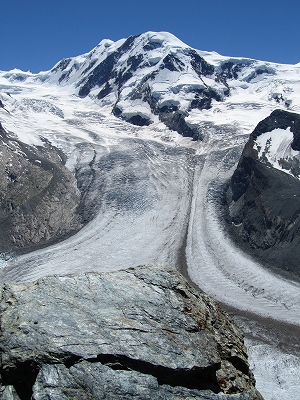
xmin=0 ymin=123 xmax=92 ymax=255
xmin=226 ymin=109 xmax=300 ymax=278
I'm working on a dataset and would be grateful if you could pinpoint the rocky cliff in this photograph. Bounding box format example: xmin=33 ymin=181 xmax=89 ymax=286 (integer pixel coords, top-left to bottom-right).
xmin=0 ymin=265 xmax=263 ymax=400
xmin=226 ymin=109 xmax=300 ymax=279
xmin=0 ymin=125 xmax=84 ymax=255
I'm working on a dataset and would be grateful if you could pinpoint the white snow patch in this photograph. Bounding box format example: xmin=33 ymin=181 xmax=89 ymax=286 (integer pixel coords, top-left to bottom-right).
xmin=254 ymin=128 xmax=300 ymax=177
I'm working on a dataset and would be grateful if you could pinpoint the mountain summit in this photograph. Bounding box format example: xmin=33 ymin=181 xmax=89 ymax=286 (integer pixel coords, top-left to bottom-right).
xmin=3 ymin=31 xmax=300 ymax=142
xmin=0 ymin=31 xmax=300 ymax=400
xmin=46 ymin=31 xmax=300 ymax=139
xmin=0 ymin=31 xmax=300 ymax=270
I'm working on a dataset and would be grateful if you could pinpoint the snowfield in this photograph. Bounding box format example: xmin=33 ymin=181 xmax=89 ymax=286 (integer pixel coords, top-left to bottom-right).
xmin=0 ymin=32 xmax=300 ymax=399
xmin=254 ymin=127 xmax=300 ymax=177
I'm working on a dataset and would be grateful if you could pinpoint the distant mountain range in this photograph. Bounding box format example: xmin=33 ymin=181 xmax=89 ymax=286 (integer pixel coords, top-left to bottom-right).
xmin=2 ymin=31 xmax=300 ymax=141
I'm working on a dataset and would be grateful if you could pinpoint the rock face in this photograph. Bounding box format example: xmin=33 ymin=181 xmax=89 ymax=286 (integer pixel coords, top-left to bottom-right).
xmin=226 ymin=110 xmax=300 ymax=278
xmin=48 ymin=32 xmax=276 ymax=140
xmin=0 ymin=265 xmax=262 ymax=399
xmin=0 ymin=126 xmax=83 ymax=254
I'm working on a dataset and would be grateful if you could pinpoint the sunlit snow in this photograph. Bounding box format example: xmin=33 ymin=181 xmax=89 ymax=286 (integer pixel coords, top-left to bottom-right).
xmin=254 ymin=127 xmax=300 ymax=177
xmin=0 ymin=32 xmax=300 ymax=400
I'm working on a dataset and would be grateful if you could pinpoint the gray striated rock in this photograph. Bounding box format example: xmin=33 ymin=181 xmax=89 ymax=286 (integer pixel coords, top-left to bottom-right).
xmin=32 ymin=361 xmax=260 ymax=400
xmin=0 ymin=126 xmax=82 ymax=254
xmin=0 ymin=265 xmax=263 ymax=399
xmin=0 ymin=385 xmax=20 ymax=400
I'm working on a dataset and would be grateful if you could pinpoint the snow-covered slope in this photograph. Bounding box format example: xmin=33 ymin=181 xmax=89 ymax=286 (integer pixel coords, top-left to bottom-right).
xmin=0 ymin=31 xmax=300 ymax=400
xmin=2 ymin=31 xmax=300 ymax=144
xmin=255 ymin=127 xmax=300 ymax=175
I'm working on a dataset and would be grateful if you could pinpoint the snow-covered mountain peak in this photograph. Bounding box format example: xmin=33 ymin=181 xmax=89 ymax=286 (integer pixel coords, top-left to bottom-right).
xmin=135 ymin=31 xmax=190 ymax=51
xmin=1 ymin=33 xmax=300 ymax=400
xmin=40 ymin=31 xmax=300 ymax=141
xmin=1 ymin=31 xmax=300 ymax=147
xmin=2 ymin=69 xmax=34 ymax=84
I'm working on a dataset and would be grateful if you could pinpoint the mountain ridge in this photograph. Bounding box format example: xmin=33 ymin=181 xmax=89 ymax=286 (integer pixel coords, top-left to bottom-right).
xmin=226 ymin=109 xmax=300 ymax=279
xmin=0 ymin=31 xmax=300 ymax=400
xmin=2 ymin=31 xmax=300 ymax=144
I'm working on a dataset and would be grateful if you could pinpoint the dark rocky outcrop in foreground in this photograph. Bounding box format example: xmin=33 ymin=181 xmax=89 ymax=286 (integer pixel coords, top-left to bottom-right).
xmin=0 ymin=265 xmax=263 ymax=400
xmin=0 ymin=126 xmax=83 ymax=255
xmin=226 ymin=110 xmax=300 ymax=279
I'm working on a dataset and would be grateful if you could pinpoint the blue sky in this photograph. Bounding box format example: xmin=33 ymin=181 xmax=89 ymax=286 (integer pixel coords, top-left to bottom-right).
xmin=1 ymin=0 xmax=300 ymax=72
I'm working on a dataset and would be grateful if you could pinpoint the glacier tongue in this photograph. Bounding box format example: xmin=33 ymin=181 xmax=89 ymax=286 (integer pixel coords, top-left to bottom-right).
xmin=1 ymin=138 xmax=195 ymax=282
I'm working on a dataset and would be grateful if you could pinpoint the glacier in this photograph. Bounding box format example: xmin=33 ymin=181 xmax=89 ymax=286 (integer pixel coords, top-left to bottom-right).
xmin=0 ymin=31 xmax=299 ymax=399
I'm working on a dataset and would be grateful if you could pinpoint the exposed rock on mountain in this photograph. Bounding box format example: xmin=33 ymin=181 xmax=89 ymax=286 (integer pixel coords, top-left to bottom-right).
xmin=0 ymin=125 xmax=83 ymax=254
xmin=49 ymin=32 xmax=229 ymax=139
xmin=45 ymin=31 xmax=300 ymax=141
xmin=0 ymin=265 xmax=262 ymax=400
xmin=226 ymin=110 xmax=300 ymax=278
xmin=2 ymin=32 xmax=300 ymax=146
xmin=0 ymin=31 xmax=300 ymax=400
